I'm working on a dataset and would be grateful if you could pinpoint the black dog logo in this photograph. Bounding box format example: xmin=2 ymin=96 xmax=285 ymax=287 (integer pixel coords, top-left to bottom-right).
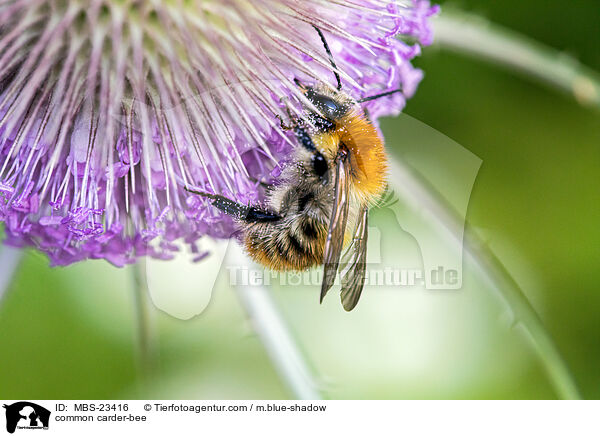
xmin=3 ymin=402 xmax=50 ymax=433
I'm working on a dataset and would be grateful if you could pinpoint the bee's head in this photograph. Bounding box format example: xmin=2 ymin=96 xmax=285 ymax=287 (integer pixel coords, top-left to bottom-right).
xmin=304 ymin=89 xmax=347 ymax=120
xmin=299 ymin=81 xmax=354 ymax=121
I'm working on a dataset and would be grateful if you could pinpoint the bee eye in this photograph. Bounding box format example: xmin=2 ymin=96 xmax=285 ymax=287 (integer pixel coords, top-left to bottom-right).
xmin=321 ymin=100 xmax=338 ymax=115
xmin=315 ymin=97 xmax=341 ymax=119
xmin=305 ymin=90 xmax=344 ymax=119
xmin=312 ymin=153 xmax=328 ymax=177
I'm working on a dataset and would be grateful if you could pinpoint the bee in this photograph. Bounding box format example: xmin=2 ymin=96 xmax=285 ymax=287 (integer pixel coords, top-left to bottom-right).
xmin=187 ymin=26 xmax=402 ymax=311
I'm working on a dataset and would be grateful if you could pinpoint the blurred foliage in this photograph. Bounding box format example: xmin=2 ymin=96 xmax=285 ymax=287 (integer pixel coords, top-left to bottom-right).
xmin=400 ymin=0 xmax=599 ymax=399
xmin=0 ymin=0 xmax=598 ymax=399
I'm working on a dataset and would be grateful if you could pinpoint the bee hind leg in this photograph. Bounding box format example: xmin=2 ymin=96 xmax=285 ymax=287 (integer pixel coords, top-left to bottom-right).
xmin=247 ymin=176 xmax=274 ymax=189
xmin=242 ymin=207 xmax=282 ymax=223
xmin=185 ymin=187 xmax=281 ymax=223
xmin=293 ymin=78 xmax=308 ymax=90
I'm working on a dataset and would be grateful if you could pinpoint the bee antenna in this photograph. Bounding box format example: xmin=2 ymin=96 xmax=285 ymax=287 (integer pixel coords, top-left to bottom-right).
xmin=312 ymin=25 xmax=342 ymax=91
xmin=357 ymin=88 xmax=404 ymax=103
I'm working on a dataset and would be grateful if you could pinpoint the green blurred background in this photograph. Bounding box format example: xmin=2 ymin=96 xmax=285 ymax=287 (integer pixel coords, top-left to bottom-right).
xmin=0 ymin=0 xmax=598 ymax=399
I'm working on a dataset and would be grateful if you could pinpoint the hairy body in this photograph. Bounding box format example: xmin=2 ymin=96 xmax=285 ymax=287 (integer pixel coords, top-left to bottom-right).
xmin=187 ymin=25 xmax=400 ymax=310
xmin=244 ymin=83 xmax=387 ymax=271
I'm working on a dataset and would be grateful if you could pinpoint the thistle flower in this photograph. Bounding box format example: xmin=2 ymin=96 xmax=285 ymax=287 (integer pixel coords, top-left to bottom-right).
xmin=0 ymin=0 xmax=438 ymax=266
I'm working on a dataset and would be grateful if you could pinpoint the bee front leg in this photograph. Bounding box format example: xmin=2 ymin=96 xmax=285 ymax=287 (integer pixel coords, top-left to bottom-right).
xmin=277 ymin=93 xmax=303 ymax=131
xmin=275 ymin=114 xmax=293 ymax=131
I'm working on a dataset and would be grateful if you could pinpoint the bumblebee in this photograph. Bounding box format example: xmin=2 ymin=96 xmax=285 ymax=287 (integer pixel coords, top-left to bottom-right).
xmin=187 ymin=27 xmax=401 ymax=311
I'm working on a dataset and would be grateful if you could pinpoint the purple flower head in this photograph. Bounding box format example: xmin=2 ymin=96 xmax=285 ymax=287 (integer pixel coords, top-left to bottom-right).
xmin=0 ymin=0 xmax=437 ymax=266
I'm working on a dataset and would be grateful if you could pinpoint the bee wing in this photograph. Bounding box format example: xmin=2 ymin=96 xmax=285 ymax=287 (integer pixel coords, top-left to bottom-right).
xmin=320 ymin=151 xmax=350 ymax=304
xmin=339 ymin=205 xmax=369 ymax=311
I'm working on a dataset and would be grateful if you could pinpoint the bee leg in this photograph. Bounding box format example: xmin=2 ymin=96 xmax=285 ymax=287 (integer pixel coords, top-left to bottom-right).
xmin=275 ymin=114 xmax=293 ymax=131
xmin=247 ymin=175 xmax=273 ymax=189
xmin=293 ymin=124 xmax=317 ymax=152
xmin=242 ymin=207 xmax=282 ymax=223
xmin=376 ymin=185 xmax=399 ymax=209
xmin=276 ymin=94 xmax=299 ymax=131
xmin=293 ymin=78 xmax=308 ymax=90
xmin=185 ymin=187 xmax=281 ymax=222
xmin=209 ymin=194 xmax=282 ymax=223
xmin=362 ymin=107 xmax=372 ymax=122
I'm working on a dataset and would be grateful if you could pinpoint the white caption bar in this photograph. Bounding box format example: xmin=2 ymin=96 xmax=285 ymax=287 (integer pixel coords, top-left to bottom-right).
xmin=1 ymin=400 xmax=597 ymax=435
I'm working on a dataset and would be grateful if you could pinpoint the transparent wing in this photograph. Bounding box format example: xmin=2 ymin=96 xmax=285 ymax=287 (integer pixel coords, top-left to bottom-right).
xmin=339 ymin=205 xmax=369 ymax=311
xmin=320 ymin=150 xmax=350 ymax=304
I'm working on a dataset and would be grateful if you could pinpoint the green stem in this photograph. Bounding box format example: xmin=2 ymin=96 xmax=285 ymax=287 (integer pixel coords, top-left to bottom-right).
xmin=229 ymin=245 xmax=322 ymax=400
xmin=0 ymin=245 xmax=23 ymax=304
xmin=388 ymin=156 xmax=580 ymax=399
xmin=463 ymin=227 xmax=580 ymax=399
xmin=131 ymin=258 xmax=157 ymax=386
xmin=433 ymin=11 xmax=600 ymax=109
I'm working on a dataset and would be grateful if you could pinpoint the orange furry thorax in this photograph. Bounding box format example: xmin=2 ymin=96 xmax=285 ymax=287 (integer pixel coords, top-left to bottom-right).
xmin=312 ymin=109 xmax=388 ymax=204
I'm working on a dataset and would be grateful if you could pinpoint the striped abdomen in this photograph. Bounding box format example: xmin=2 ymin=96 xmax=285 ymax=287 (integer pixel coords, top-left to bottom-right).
xmin=243 ymin=214 xmax=328 ymax=271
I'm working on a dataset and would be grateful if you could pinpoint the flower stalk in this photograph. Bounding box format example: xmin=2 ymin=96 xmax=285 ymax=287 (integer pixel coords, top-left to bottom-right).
xmin=0 ymin=245 xmax=22 ymax=303
xmin=131 ymin=258 xmax=158 ymax=387
xmin=230 ymin=244 xmax=322 ymax=400
xmin=434 ymin=10 xmax=600 ymax=109
xmin=388 ymin=156 xmax=580 ymax=399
